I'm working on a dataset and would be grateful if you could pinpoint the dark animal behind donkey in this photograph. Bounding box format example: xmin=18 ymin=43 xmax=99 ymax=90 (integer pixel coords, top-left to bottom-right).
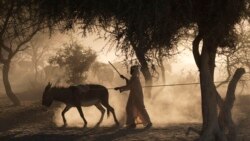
xmin=42 ymin=82 xmax=119 ymax=128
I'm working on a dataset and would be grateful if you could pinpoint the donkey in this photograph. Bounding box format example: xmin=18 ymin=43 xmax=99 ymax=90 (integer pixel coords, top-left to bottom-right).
xmin=42 ymin=82 xmax=119 ymax=128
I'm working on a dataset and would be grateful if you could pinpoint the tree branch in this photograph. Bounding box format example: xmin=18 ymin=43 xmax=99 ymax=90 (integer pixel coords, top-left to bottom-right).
xmin=13 ymin=26 xmax=42 ymax=55
xmin=192 ymin=33 xmax=202 ymax=69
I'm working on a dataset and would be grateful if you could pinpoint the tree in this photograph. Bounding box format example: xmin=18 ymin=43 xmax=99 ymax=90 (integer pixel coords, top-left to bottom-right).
xmin=22 ymin=0 xmax=248 ymax=140
xmin=216 ymin=21 xmax=250 ymax=88
xmin=22 ymin=38 xmax=50 ymax=85
xmin=0 ymin=0 xmax=45 ymax=105
xmin=49 ymin=42 xmax=96 ymax=84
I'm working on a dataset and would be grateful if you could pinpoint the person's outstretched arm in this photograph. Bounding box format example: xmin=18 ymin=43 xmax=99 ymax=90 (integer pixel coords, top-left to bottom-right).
xmin=120 ymin=75 xmax=129 ymax=84
xmin=114 ymin=77 xmax=133 ymax=92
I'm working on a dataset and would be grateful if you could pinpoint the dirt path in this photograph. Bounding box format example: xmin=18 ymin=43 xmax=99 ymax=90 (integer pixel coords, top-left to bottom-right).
xmin=0 ymin=96 xmax=250 ymax=141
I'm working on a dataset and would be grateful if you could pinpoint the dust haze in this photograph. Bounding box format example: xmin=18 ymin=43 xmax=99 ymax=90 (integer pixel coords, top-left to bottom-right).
xmin=0 ymin=31 xmax=248 ymax=129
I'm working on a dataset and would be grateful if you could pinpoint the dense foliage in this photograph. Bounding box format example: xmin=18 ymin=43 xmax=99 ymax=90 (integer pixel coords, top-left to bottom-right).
xmin=49 ymin=42 xmax=96 ymax=84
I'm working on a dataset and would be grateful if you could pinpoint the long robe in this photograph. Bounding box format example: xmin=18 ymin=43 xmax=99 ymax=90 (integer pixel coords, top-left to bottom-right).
xmin=119 ymin=75 xmax=151 ymax=126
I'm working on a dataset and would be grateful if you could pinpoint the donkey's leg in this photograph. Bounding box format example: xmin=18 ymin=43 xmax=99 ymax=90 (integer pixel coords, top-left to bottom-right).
xmin=102 ymin=102 xmax=119 ymax=126
xmin=94 ymin=103 xmax=105 ymax=127
xmin=62 ymin=105 xmax=72 ymax=126
xmin=76 ymin=106 xmax=88 ymax=128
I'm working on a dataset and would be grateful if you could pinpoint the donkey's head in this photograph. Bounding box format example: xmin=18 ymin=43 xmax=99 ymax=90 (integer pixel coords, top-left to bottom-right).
xmin=42 ymin=82 xmax=53 ymax=107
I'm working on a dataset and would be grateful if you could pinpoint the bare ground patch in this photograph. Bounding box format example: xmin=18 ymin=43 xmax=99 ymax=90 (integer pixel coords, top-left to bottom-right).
xmin=0 ymin=95 xmax=250 ymax=141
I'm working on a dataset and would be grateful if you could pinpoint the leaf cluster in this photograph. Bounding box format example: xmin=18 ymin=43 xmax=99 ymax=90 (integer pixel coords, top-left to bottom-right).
xmin=1 ymin=0 xmax=248 ymax=59
xmin=49 ymin=42 xmax=96 ymax=83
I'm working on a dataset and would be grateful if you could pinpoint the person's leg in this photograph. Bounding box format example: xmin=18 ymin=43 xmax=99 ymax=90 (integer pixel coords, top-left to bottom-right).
xmin=136 ymin=102 xmax=152 ymax=128
xmin=125 ymin=96 xmax=136 ymax=128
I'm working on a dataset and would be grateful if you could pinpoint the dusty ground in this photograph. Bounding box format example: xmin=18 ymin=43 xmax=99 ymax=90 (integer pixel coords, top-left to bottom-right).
xmin=0 ymin=95 xmax=250 ymax=141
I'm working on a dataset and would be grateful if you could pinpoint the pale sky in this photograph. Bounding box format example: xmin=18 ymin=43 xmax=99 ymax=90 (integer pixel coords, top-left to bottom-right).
xmin=42 ymin=30 xmax=199 ymax=76
xmin=45 ymin=31 xmax=124 ymax=64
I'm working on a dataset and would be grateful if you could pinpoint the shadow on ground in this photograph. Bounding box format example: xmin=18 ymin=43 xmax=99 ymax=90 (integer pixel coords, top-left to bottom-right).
xmin=1 ymin=95 xmax=250 ymax=141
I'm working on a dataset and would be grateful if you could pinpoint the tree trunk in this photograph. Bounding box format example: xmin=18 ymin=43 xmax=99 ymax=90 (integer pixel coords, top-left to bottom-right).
xmin=159 ymin=58 xmax=166 ymax=83
xmin=208 ymin=47 xmax=216 ymax=80
xmin=130 ymin=39 xmax=153 ymax=98
xmin=134 ymin=48 xmax=153 ymax=98
xmin=34 ymin=61 xmax=38 ymax=83
xmin=3 ymin=61 xmax=21 ymax=106
xmin=192 ymin=33 xmax=202 ymax=69
xmin=192 ymin=34 xmax=209 ymax=134
xmin=198 ymin=42 xmax=227 ymax=141
xmin=218 ymin=68 xmax=245 ymax=141
xmin=191 ymin=35 xmax=243 ymax=141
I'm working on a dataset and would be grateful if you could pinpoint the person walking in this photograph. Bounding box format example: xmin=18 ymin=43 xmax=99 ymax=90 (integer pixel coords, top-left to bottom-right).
xmin=115 ymin=65 xmax=152 ymax=129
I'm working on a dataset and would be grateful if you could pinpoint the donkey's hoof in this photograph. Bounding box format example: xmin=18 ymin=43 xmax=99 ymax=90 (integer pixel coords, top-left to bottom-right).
xmin=94 ymin=123 xmax=101 ymax=128
xmin=83 ymin=124 xmax=87 ymax=128
xmin=61 ymin=124 xmax=67 ymax=128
